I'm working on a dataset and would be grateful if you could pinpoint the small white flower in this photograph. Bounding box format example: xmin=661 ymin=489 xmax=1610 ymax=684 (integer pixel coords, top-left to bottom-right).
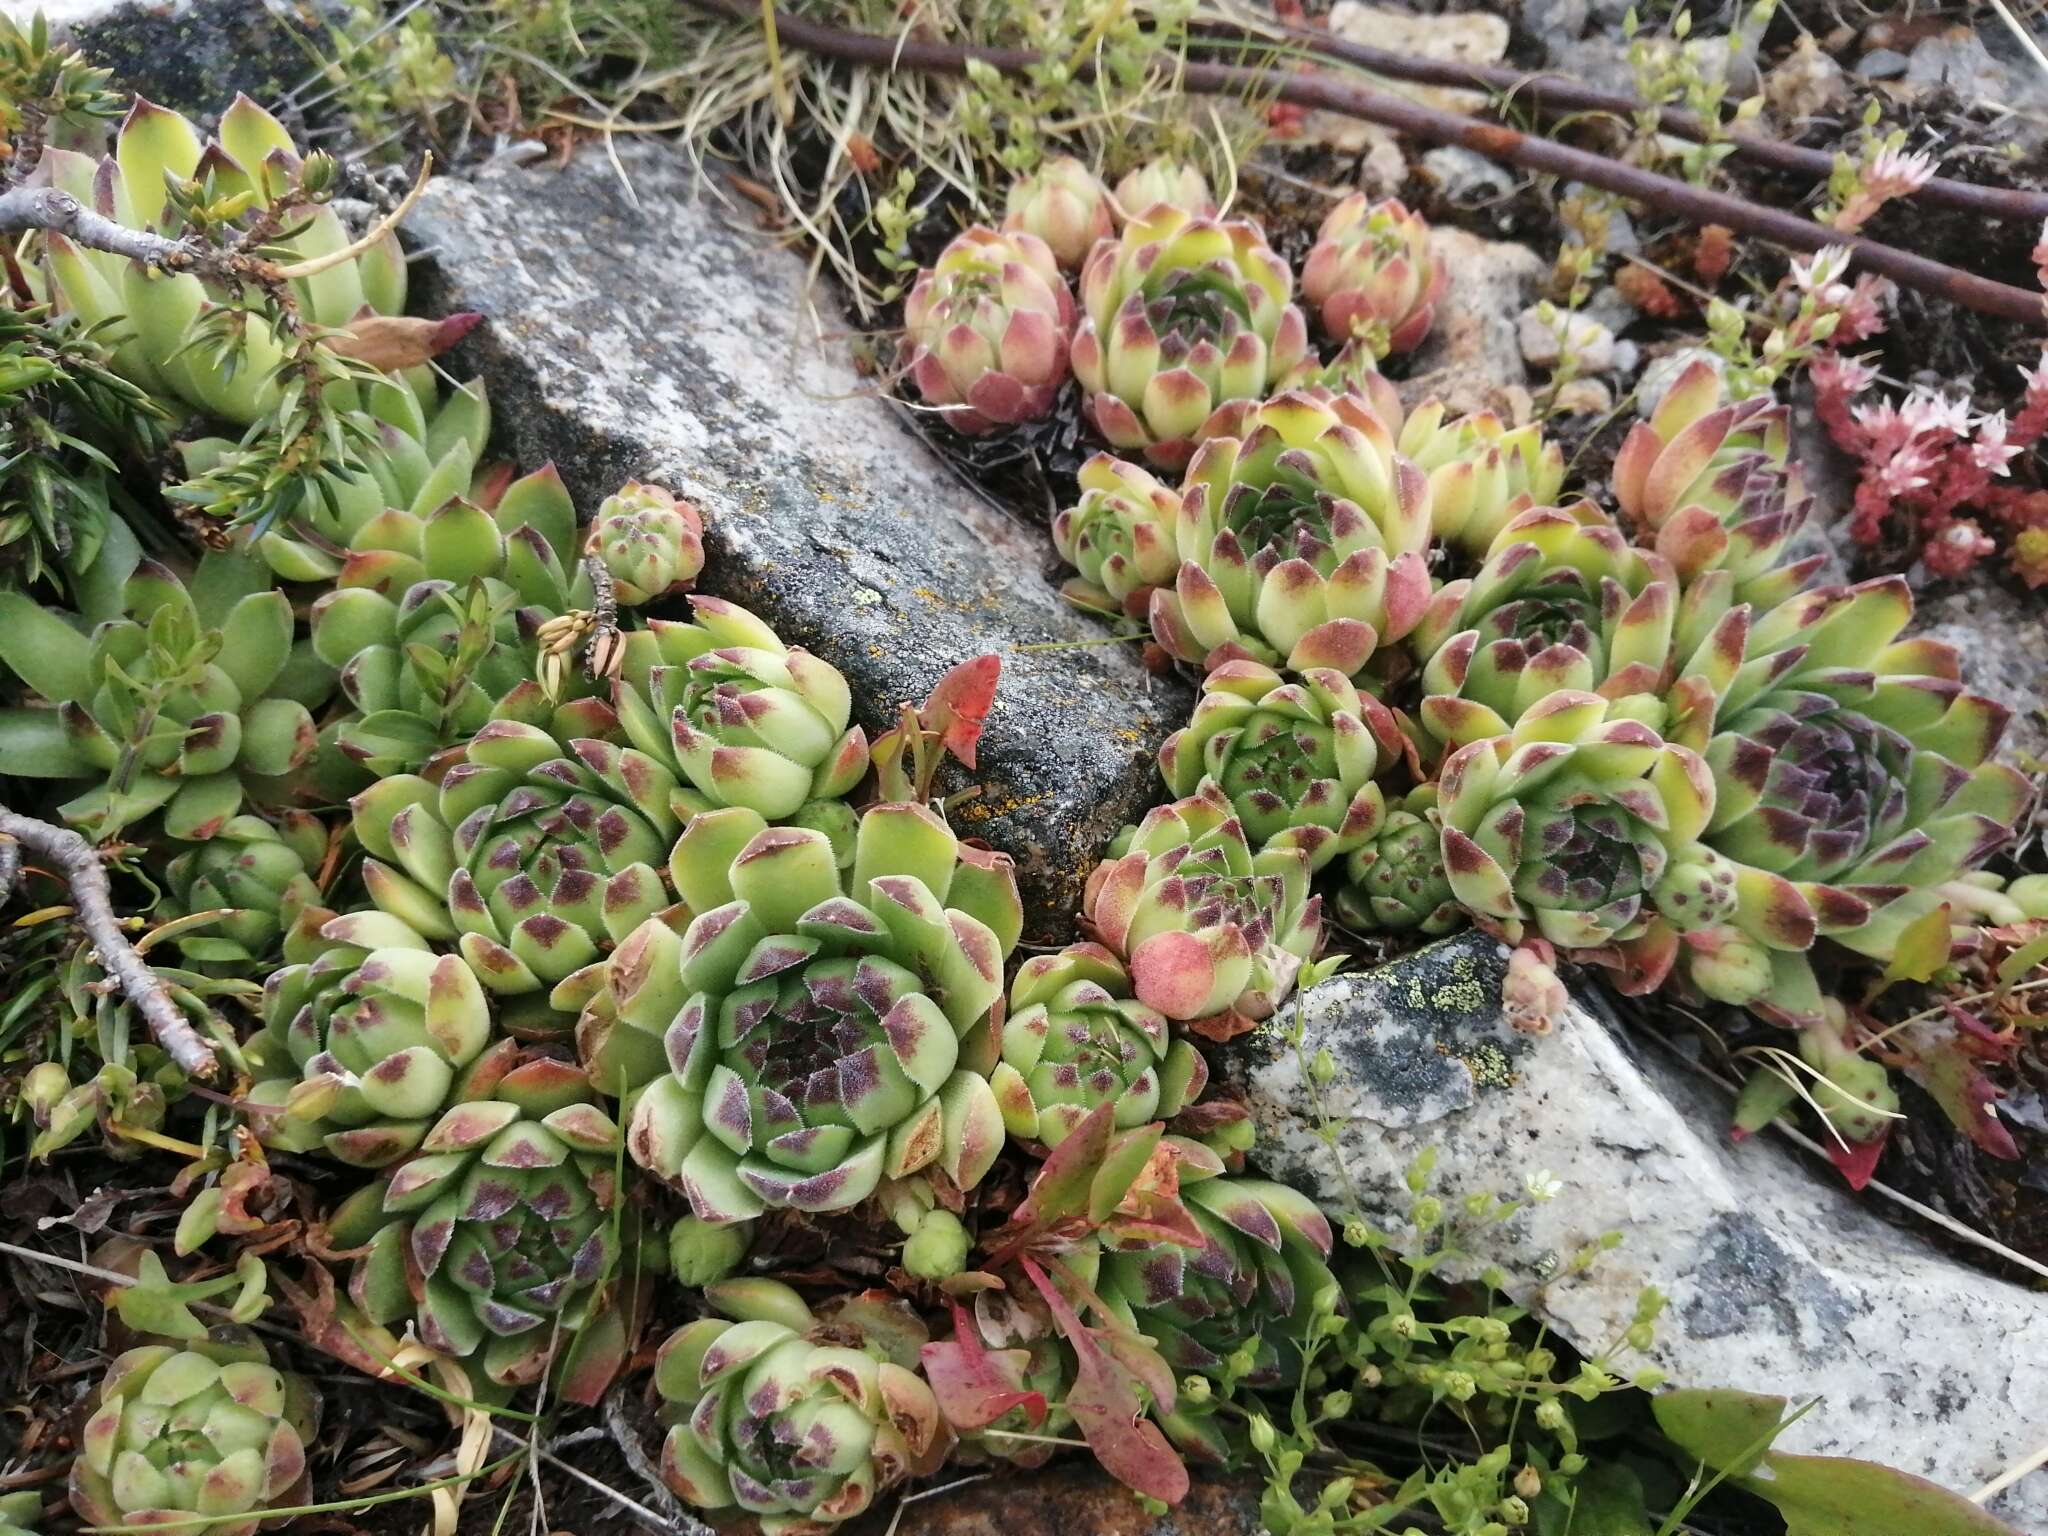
xmin=1525 ymin=1169 xmax=1564 ymax=1202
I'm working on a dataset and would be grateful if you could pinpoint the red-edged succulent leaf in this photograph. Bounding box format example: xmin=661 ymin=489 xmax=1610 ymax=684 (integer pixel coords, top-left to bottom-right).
xmin=921 ymin=655 xmax=1001 ymax=770
xmin=1019 ymin=1257 xmax=1189 ymax=1506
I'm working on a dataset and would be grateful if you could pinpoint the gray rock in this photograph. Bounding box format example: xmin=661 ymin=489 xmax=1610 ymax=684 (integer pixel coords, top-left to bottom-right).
xmin=1915 ymin=582 xmax=2048 ymax=765
xmin=1517 ymin=305 xmax=1616 ymax=372
xmin=1418 ymin=146 xmax=1517 ymax=205
xmin=405 ymin=147 xmax=1191 ymax=942
xmin=1857 ymin=48 xmax=1910 ymax=81
xmin=23 ymin=0 xmax=328 ymax=122
xmin=1402 ymin=228 xmax=1541 ymax=420
xmin=1519 ymin=0 xmax=1588 ymax=59
xmin=1906 ymin=30 xmax=2011 ymax=101
xmin=1221 ymin=932 xmax=2048 ymax=1529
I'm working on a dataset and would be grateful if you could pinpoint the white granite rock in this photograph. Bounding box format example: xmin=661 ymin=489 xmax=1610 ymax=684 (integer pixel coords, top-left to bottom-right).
xmin=1518 ymin=305 xmax=1617 ymax=372
xmin=1222 ymin=933 xmax=2048 ymax=1530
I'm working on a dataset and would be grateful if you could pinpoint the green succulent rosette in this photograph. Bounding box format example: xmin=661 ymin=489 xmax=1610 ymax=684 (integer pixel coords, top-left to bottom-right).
xmin=614 ymin=596 xmax=870 ymax=826
xmin=1333 ymin=787 xmax=1463 ymax=935
xmin=31 ymin=95 xmax=414 ymax=428
xmin=901 ymin=226 xmax=1076 ymax=436
xmin=1111 ymin=157 xmax=1217 ymax=219
xmin=160 ymin=810 xmax=326 ymax=966
xmin=1397 ymin=401 xmax=1570 ymax=561
xmin=1439 ymin=689 xmax=1715 ymax=951
xmin=1644 ymin=573 xmax=2031 ymax=1019
xmin=989 ymin=942 xmax=1208 ymax=1148
xmin=1071 ymin=203 xmax=1309 ymax=468
xmin=1002 ymin=155 xmax=1116 ymax=271
xmin=349 ymin=704 xmax=681 ymax=1000
xmin=1299 ymin=194 xmax=1444 ymax=356
xmin=1051 ymin=453 xmax=1182 ymax=618
xmin=309 ymin=467 xmax=601 ymax=778
xmin=1147 ymin=390 xmax=1434 ymax=678
xmin=1613 ymin=358 xmax=1817 ymax=605
xmin=0 ymin=550 xmax=332 ymax=841
xmin=626 ymin=801 xmax=1022 ymax=1221
xmin=330 ymin=1052 xmax=628 ymax=1392
xmin=1160 ymin=658 xmax=1398 ymax=869
xmin=256 ymin=908 xmax=500 ymax=1166
xmin=1085 ymin=783 xmax=1322 ymax=1027
xmin=657 ymin=1280 xmax=941 ymax=1533
xmin=585 ymin=481 xmax=705 ymax=606
xmin=1408 ymin=507 xmax=1677 ymax=749
xmin=70 ymin=1332 xmax=319 ymax=1536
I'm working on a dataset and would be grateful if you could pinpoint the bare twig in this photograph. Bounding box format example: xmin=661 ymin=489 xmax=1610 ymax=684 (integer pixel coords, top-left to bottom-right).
xmin=0 ymin=808 xmax=218 ymax=1079
xmin=580 ymin=555 xmax=624 ymax=682
xmin=0 ymin=185 xmax=200 ymax=268
xmin=0 ymin=831 xmax=20 ymax=904
xmin=682 ymin=0 xmax=2048 ymax=328
xmin=1266 ymin=20 xmax=2048 ymax=226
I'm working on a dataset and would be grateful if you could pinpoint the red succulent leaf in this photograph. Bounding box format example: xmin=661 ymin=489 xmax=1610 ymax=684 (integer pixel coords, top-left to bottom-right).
xmin=1019 ymin=1257 xmax=1189 ymax=1506
xmin=920 ymin=1300 xmax=1048 ymax=1433
xmin=1824 ymin=1129 xmax=1888 ymax=1190
xmin=921 ymin=654 xmax=1001 ymax=769
xmin=1915 ymin=1037 xmax=2021 ymax=1161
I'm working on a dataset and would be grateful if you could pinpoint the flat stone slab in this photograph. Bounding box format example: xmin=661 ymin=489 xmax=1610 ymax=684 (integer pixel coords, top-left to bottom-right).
xmin=408 ymin=148 xmax=1190 ymax=941
xmin=1223 ymin=932 xmax=2048 ymax=1529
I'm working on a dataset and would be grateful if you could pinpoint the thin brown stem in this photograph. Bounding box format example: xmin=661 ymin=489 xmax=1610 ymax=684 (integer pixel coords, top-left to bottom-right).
xmin=0 ymin=809 xmax=219 ymax=1079
xmin=1273 ymin=23 xmax=2048 ymax=226
xmin=682 ymin=0 xmax=2048 ymax=328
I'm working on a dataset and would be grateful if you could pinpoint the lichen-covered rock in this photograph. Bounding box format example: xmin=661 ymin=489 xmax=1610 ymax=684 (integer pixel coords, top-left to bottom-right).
xmin=1219 ymin=932 xmax=2048 ymax=1529
xmin=47 ymin=0 xmax=328 ymax=119
xmin=407 ymin=147 xmax=1191 ymax=940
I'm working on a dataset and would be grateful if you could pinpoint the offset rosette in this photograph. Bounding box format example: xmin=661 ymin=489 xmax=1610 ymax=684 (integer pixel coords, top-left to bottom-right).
xmin=1147 ymin=391 xmax=1433 ymax=677
xmin=257 ymin=909 xmax=497 ymax=1166
xmin=628 ymin=803 xmax=1022 ymax=1221
xmin=349 ymin=707 xmax=679 ymax=998
xmin=1085 ymin=783 xmax=1322 ymax=1028
xmin=1613 ymin=358 xmax=1816 ymax=605
xmin=1409 ymin=508 xmax=1677 ymax=748
xmin=1003 ymin=155 xmax=1116 ymax=270
xmin=616 ymin=596 xmax=870 ymax=825
xmin=1299 ymin=195 xmax=1445 ymax=356
xmin=1650 ymin=574 xmax=2030 ymax=1017
xmin=656 ymin=1281 xmax=941 ymax=1533
xmin=1397 ymin=402 xmax=1571 ymax=560
xmin=989 ymin=943 xmax=1208 ymax=1147
xmin=1159 ymin=659 xmax=1399 ymax=868
xmin=901 ymin=227 xmax=1075 ymax=434
xmin=70 ymin=1334 xmax=318 ymax=1536
xmin=1111 ymin=157 xmax=1218 ymax=219
xmin=585 ymin=482 xmax=705 ymax=605
xmin=1334 ymin=787 xmax=1463 ymax=935
xmin=160 ymin=811 xmax=326 ymax=966
xmin=1051 ymin=453 xmax=1182 ymax=617
xmin=332 ymin=1052 xmax=626 ymax=1390
xmin=1071 ymin=204 xmax=1308 ymax=467
xmin=1439 ymin=691 xmax=1715 ymax=950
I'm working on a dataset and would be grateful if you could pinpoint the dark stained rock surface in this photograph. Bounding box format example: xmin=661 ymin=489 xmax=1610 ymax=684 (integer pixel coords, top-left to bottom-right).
xmin=48 ymin=0 xmax=327 ymax=122
xmin=892 ymin=1468 xmax=1262 ymax=1536
xmin=408 ymin=147 xmax=1190 ymax=941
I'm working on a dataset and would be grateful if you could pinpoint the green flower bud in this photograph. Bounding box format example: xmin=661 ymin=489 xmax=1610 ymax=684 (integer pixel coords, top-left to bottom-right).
xmin=1535 ymin=1399 xmax=1566 ymax=1431
xmin=902 ymin=1209 xmax=972 ymax=1280
xmin=1249 ymin=1414 xmax=1279 ymax=1454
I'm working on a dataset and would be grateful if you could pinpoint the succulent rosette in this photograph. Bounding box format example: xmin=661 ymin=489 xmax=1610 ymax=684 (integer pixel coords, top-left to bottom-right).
xmin=1147 ymin=390 xmax=1432 ymax=677
xmin=627 ymin=802 xmax=1022 ymax=1222
xmin=901 ymin=227 xmax=1075 ymax=435
xmin=1334 ymin=787 xmax=1463 ymax=935
xmin=1299 ymin=195 xmax=1445 ymax=357
xmin=1397 ymin=402 xmax=1573 ymax=560
xmin=585 ymin=481 xmax=706 ymax=605
xmin=1438 ymin=690 xmax=1715 ymax=950
xmin=1111 ymin=157 xmax=1217 ymax=218
xmin=1613 ymin=358 xmax=1817 ymax=605
xmin=0 ymin=1491 xmax=37 ymax=1536
xmin=310 ymin=469 xmax=600 ymax=777
xmin=70 ymin=1333 xmax=318 ymax=1536
xmin=1654 ymin=574 xmax=2029 ymax=1016
xmin=1002 ymin=155 xmax=1116 ymax=270
xmin=657 ymin=1280 xmax=941 ymax=1533
xmin=1409 ymin=508 xmax=1678 ymax=749
xmin=615 ymin=596 xmax=870 ymax=825
xmin=330 ymin=1052 xmax=627 ymax=1389
xmin=0 ymin=552 xmax=331 ymax=842
xmin=1051 ymin=453 xmax=1181 ymax=617
xmin=1159 ymin=659 xmax=1399 ymax=868
xmin=1100 ymin=1176 xmax=1335 ymax=1385
xmin=1070 ymin=204 xmax=1309 ymax=467
xmin=160 ymin=811 xmax=326 ymax=966
xmin=257 ymin=909 xmax=498 ymax=1166
xmin=989 ymin=943 xmax=1209 ymax=1148
xmin=1085 ymin=783 xmax=1322 ymax=1027
xmin=349 ymin=707 xmax=681 ymax=1003
xmin=31 ymin=95 xmax=417 ymax=427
